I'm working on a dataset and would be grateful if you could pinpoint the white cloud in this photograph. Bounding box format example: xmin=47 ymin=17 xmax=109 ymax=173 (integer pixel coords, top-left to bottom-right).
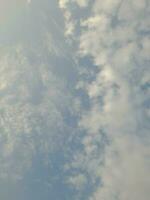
xmin=60 ymin=0 xmax=150 ymax=199
xmin=59 ymin=0 xmax=69 ymax=9
xmin=91 ymin=135 xmax=150 ymax=200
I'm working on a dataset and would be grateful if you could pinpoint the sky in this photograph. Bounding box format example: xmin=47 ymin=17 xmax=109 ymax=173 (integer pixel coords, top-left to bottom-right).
xmin=0 ymin=0 xmax=150 ymax=200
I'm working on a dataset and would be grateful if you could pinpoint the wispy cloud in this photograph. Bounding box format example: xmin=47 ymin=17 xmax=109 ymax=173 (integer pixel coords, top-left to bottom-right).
xmin=0 ymin=44 xmax=73 ymax=181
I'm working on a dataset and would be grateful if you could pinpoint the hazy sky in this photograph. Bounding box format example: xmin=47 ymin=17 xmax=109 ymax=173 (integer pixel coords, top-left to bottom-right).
xmin=0 ymin=0 xmax=150 ymax=200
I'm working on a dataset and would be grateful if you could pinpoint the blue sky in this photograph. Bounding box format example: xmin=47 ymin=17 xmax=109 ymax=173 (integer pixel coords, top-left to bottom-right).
xmin=0 ymin=0 xmax=150 ymax=200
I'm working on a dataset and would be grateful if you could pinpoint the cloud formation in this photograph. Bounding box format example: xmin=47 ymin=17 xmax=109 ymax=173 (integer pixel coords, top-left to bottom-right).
xmin=0 ymin=44 xmax=72 ymax=181
xmin=0 ymin=0 xmax=75 ymax=185
xmin=0 ymin=0 xmax=149 ymax=199
xmin=60 ymin=0 xmax=150 ymax=199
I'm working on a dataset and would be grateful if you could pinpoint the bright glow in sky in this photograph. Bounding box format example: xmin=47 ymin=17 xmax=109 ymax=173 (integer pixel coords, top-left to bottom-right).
xmin=0 ymin=0 xmax=150 ymax=200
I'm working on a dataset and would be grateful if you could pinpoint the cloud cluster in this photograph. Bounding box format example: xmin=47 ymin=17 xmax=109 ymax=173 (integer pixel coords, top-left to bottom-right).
xmin=60 ymin=0 xmax=150 ymax=199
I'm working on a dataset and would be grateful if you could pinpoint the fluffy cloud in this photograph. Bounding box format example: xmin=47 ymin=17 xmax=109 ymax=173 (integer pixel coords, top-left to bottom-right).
xmin=60 ymin=0 xmax=150 ymax=199
xmin=91 ymin=135 xmax=150 ymax=200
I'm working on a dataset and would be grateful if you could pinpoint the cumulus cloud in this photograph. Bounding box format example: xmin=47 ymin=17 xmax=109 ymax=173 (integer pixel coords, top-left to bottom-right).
xmin=60 ymin=0 xmax=150 ymax=199
xmin=91 ymin=135 xmax=150 ymax=200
